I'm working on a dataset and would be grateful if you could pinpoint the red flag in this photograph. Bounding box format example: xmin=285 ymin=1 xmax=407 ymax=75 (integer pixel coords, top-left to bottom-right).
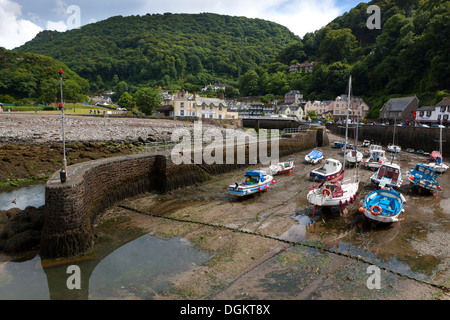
xmin=413 ymin=110 xmax=416 ymax=119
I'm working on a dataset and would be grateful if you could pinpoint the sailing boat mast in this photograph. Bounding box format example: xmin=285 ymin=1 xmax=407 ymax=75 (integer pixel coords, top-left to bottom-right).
xmin=343 ymin=75 xmax=352 ymax=170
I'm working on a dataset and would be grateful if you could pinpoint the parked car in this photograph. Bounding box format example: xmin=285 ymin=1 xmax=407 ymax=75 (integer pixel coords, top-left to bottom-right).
xmin=431 ymin=124 xmax=445 ymax=128
xmin=420 ymin=124 xmax=430 ymax=128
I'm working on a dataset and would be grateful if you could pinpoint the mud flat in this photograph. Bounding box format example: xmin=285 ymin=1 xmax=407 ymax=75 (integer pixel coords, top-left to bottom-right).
xmin=85 ymin=132 xmax=449 ymax=300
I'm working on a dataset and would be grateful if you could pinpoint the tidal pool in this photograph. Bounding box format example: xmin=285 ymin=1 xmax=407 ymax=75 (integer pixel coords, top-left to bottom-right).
xmin=0 ymin=234 xmax=209 ymax=300
xmin=0 ymin=184 xmax=45 ymax=211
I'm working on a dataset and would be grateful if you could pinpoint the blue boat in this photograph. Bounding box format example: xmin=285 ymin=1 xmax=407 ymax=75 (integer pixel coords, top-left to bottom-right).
xmin=407 ymin=164 xmax=441 ymax=192
xmin=305 ymin=149 xmax=324 ymax=164
xmin=228 ymin=170 xmax=274 ymax=197
xmin=334 ymin=141 xmax=344 ymax=148
xmin=361 ymin=188 xmax=406 ymax=223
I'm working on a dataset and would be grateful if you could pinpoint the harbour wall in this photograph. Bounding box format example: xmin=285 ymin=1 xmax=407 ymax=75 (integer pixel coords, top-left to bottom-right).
xmin=327 ymin=124 xmax=449 ymax=157
xmin=41 ymin=127 xmax=328 ymax=258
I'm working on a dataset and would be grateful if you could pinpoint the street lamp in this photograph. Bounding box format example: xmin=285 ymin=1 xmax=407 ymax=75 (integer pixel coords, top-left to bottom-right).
xmin=59 ymin=68 xmax=68 ymax=183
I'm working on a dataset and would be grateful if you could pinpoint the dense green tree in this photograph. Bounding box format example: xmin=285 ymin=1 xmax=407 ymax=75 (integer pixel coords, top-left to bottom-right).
xmin=319 ymin=28 xmax=358 ymax=64
xmin=132 ymin=87 xmax=162 ymax=114
xmin=118 ymin=91 xmax=133 ymax=108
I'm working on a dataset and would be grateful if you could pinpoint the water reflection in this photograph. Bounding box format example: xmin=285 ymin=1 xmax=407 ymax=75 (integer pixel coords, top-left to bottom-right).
xmin=0 ymin=184 xmax=45 ymax=211
xmin=0 ymin=234 xmax=209 ymax=300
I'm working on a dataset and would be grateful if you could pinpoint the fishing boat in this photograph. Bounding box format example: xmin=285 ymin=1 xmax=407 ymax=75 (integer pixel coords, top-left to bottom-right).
xmin=305 ymin=149 xmax=324 ymax=164
xmin=360 ymin=187 xmax=406 ymax=223
xmin=269 ymin=159 xmax=295 ymax=175
xmin=309 ymin=158 xmax=343 ymax=181
xmin=363 ymin=149 xmax=387 ymax=170
xmin=407 ymin=164 xmax=441 ymax=192
xmin=365 ymin=144 xmax=382 ymax=156
xmin=406 ymin=148 xmax=414 ymax=153
xmin=307 ymin=75 xmax=359 ymax=208
xmin=370 ymin=162 xmax=402 ymax=189
xmin=387 ymin=119 xmax=401 ymax=153
xmin=229 ymin=170 xmax=274 ymax=197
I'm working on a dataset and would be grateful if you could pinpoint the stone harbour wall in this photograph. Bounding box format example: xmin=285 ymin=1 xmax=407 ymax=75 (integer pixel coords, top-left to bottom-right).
xmin=41 ymin=127 xmax=328 ymax=258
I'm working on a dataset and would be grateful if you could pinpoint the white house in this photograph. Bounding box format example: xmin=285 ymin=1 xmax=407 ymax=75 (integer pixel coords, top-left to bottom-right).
xmin=416 ymin=97 xmax=450 ymax=125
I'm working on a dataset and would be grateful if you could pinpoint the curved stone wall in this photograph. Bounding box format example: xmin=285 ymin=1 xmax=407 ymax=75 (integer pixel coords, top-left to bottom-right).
xmin=41 ymin=127 xmax=328 ymax=258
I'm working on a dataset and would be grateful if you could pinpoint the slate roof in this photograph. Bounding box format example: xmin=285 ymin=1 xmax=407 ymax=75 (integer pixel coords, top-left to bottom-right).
xmin=383 ymin=96 xmax=417 ymax=111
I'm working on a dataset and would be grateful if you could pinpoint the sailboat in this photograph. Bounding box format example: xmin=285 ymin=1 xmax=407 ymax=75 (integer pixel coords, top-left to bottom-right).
xmin=426 ymin=120 xmax=448 ymax=173
xmin=307 ymin=76 xmax=359 ymax=208
xmin=387 ymin=119 xmax=401 ymax=153
xmin=344 ymin=106 xmax=363 ymax=166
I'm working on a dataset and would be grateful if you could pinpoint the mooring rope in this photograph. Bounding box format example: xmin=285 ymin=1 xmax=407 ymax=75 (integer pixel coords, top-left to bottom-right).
xmin=118 ymin=204 xmax=449 ymax=293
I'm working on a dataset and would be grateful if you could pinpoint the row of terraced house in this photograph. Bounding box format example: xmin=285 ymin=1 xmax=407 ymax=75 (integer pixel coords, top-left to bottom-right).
xmin=156 ymin=90 xmax=372 ymax=121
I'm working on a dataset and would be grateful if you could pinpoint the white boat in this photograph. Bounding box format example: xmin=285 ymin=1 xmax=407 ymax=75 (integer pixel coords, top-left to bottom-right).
xmin=362 ymin=140 xmax=371 ymax=147
xmin=370 ymin=162 xmax=402 ymax=189
xmin=363 ymin=149 xmax=387 ymax=170
xmin=309 ymin=158 xmax=343 ymax=181
xmin=305 ymin=149 xmax=324 ymax=164
xmin=229 ymin=170 xmax=274 ymax=197
xmin=388 ymin=144 xmax=401 ymax=153
xmin=427 ymin=121 xmax=448 ymax=173
xmin=307 ymin=174 xmax=359 ymax=207
xmin=361 ymin=187 xmax=406 ymax=223
xmin=345 ymin=149 xmax=363 ymax=165
xmin=307 ymin=76 xmax=359 ymax=208
xmin=269 ymin=159 xmax=295 ymax=175
xmin=387 ymin=120 xmax=401 ymax=153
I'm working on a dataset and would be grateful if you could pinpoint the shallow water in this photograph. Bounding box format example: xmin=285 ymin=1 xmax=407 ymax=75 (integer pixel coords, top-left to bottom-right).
xmin=0 ymin=234 xmax=209 ymax=300
xmin=0 ymin=184 xmax=45 ymax=210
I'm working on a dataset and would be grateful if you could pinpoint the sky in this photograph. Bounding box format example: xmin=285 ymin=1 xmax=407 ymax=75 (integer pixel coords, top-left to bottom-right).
xmin=0 ymin=0 xmax=364 ymax=50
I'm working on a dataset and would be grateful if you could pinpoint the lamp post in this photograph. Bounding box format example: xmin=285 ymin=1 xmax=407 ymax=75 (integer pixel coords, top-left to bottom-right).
xmin=59 ymin=68 xmax=68 ymax=183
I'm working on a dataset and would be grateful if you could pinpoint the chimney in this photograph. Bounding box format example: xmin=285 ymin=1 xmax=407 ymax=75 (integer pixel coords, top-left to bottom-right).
xmin=182 ymin=89 xmax=185 ymax=97
xmin=177 ymin=91 xmax=181 ymax=99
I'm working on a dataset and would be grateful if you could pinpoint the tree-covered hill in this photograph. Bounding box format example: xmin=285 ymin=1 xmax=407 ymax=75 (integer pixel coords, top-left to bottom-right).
xmin=0 ymin=48 xmax=89 ymax=104
xmin=250 ymin=0 xmax=449 ymax=116
xmin=17 ymin=13 xmax=300 ymax=93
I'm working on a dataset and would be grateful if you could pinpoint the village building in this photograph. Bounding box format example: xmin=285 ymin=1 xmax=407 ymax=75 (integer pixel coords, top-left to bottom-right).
xmin=415 ymin=97 xmax=450 ymax=125
xmin=379 ymin=96 xmax=419 ymax=123
xmin=288 ymin=61 xmax=318 ymax=73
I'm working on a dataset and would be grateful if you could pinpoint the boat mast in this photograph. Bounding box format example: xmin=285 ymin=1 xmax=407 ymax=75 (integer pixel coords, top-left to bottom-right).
xmin=343 ymin=75 xmax=352 ymax=170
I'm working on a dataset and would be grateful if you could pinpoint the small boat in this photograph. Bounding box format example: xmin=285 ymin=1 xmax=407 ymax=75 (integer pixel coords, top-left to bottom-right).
xmin=370 ymin=162 xmax=402 ymax=189
xmin=365 ymin=144 xmax=383 ymax=156
xmin=269 ymin=159 xmax=295 ymax=175
xmin=334 ymin=141 xmax=344 ymax=148
xmin=430 ymin=151 xmax=441 ymax=161
xmin=363 ymin=149 xmax=387 ymax=170
xmin=362 ymin=140 xmax=371 ymax=147
xmin=423 ymin=152 xmax=430 ymax=156
xmin=388 ymin=118 xmax=401 ymax=153
xmin=309 ymin=159 xmax=343 ymax=181
xmin=407 ymin=164 xmax=441 ymax=192
xmin=387 ymin=144 xmax=401 ymax=153
xmin=416 ymin=150 xmax=424 ymax=154
xmin=426 ymin=120 xmax=448 ymax=173
xmin=307 ymin=173 xmax=359 ymax=207
xmin=345 ymin=149 xmax=363 ymax=165
xmin=406 ymin=148 xmax=414 ymax=153
xmin=305 ymin=149 xmax=324 ymax=164
xmin=229 ymin=170 xmax=274 ymax=197
xmin=361 ymin=187 xmax=406 ymax=223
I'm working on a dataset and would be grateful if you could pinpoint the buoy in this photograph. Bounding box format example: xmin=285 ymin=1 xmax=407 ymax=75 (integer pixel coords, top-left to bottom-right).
xmin=359 ymin=201 xmax=363 ymax=206
xmin=359 ymin=207 xmax=364 ymax=213
xmin=271 ymin=180 xmax=275 ymax=184
xmin=258 ymin=188 xmax=262 ymax=192
xmin=437 ymin=185 xmax=441 ymax=190
xmin=265 ymin=185 xmax=269 ymax=189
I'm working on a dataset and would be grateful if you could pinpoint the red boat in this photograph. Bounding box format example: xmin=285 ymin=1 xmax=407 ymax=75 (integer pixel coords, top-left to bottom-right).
xmin=430 ymin=151 xmax=442 ymax=161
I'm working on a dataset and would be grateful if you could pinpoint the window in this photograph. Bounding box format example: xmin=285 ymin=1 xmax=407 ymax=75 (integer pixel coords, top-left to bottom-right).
xmin=192 ymin=112 xmax=196 ymax=117
xmin=219 ymin=105 xmax=222 ymax=111
xmin=209 ymin=114 xmax=213 ymax=119
xmin=444 ymin=115 xmax=449 ymax=120
xmin=202 ymin=114 xmax=205 ymax=118
xmin=202 ymin=105 xmax=205 ymax=110
xmin=426 ymin=111 xmax=432 ymax=117
xmin=218 ymin=114 xmax=222 ymax=119
xmin=180 ymin=102 xmax=184 ymax=108
xmin=441 ymin=106 xmax=446 ymax=112
xmin=335 ymin=110 xmax=339 ymax=115
xmin=179 ymin=110 xmax=184 ymax=116
xmin=420 ymin=111 xmax=424 ymax=117
xmin=210 ymin=106 xmax=213 ymax=111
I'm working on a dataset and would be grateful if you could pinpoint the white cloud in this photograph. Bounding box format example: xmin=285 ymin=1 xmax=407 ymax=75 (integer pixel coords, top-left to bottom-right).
xmin=0 ymin=0 xmax=43 ymax=49
xmin=46 ymin=20 xmax=67 ymax=32
xmin=140 ymin=0 xmax=342 ymax=37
